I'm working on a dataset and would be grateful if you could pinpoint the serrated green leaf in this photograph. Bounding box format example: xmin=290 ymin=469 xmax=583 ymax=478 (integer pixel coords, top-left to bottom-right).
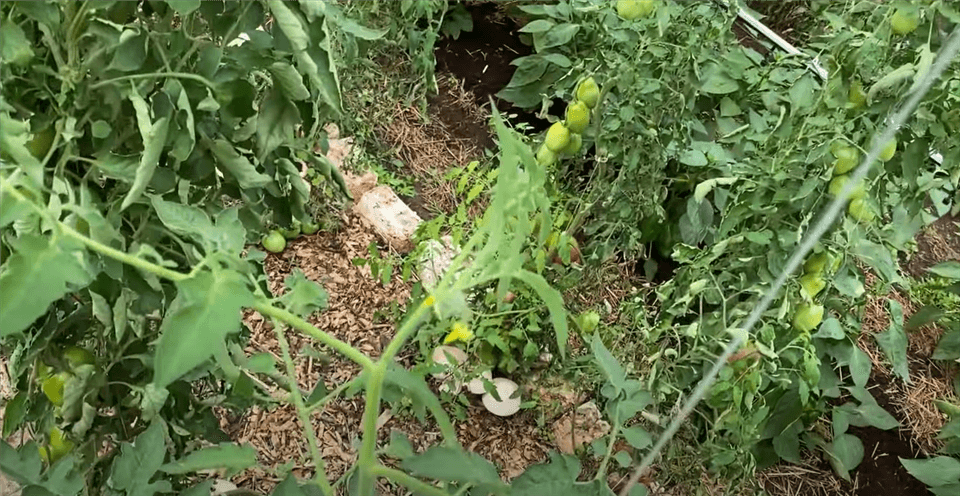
xmin=384 ymin=431 xmax=414 ymax=460
xmin=621 ymin=426 xmax=652 ymax=450
xmin=269 ymin=62 xmax=310 ymax=101
xmin=900 ymin=456 xmax=960 ymax=487
xmin=591 ymin=333 xmax=627 ymax=393
xmin=874 ymin=299 xmax=910 ymax=383
xmin=256 ymin=90 xmax=299 ymax=159
xmin=279 ymin=270 xmax=327 ymax=318
xmin=40 ymin=456 xmax=84 ymax=496
xmin=122 ymin=85 xmax=170 ymax=210
xmin=208 ymin=138 xmax=272 ymax=189
xmin=0 ymin=235 xmax=93 ymax=337
xmin=0 ymin=440 xmax=42 ymax=485
xmin=1 ymin=19 xmax=35 ymax=66
xmin=2 ymin=392 xmax=28 ymax=438
xmin=271 ymin=474 xmax=306 ymax=496
xmin=159 ymin=443 xmax=257 ymax=474
xmin=0 ymin=112 xmax=44 ymax=185
xmin=108 ymin=29 xmax=147 ymax=72
xmin=267 ymin=0 xmax=342 ymax=114
xmin=906 ymin=306 xmax=947 ymax=330
xmin=513 ymin=270 xmax=568 ymax=356
xmin=400 ymin=446 xmax=505 ymax=490
xmin=152 ymin=268 xmax=253 ymax=388
xmin=813 ymin=318 xmax=845 ymax=339
xmin=108 ymin=422 xmax=166 ymax=494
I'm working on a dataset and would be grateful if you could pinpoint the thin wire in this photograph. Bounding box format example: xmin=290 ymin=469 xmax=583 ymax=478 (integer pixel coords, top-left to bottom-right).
xmin=619 ymin=26 xmax=960 ymax=496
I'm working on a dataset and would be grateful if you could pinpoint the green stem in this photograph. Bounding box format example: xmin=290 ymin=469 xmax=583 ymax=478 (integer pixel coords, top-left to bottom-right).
xmin=272 ymin=318 xmax=334 ymax=496
xmin=368 ymin=465 xmax=451 ymax=496
xmin=356 ymin=361 xmax=387 ymax=496
xmin=595 ymin=415 xmax=622 ymax=481
xmin=251 ymin=302 xmax=374 ymax=371
xmin=90 ymin=72 xmax=217 ymax=90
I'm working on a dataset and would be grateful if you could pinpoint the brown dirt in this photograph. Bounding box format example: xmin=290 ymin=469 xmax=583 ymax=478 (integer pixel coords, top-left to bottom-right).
xmin=434 ymin=2 xmax=531 ymax=110
xmin=378 ymin=74 xmax=491 ymax=219
xmin=903 ymin=213 xmax=960 ymax=279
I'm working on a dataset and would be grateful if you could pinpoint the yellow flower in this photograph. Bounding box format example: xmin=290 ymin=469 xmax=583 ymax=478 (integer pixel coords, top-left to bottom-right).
xmin=421 ymin=295 xmax=435 ymax=308
xmin=444 ymin=321 xmax=473 ymax=344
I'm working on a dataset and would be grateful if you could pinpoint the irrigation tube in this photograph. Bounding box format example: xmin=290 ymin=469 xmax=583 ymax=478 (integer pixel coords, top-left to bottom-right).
xmin=724 ymin=1 xmax=945 ymax=166
xmin=618 ymin=26 xmax=960 ymax=496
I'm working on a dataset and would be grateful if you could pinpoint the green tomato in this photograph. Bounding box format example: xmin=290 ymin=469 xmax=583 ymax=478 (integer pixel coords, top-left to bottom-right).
xmin=42 ymin=372 xmax=69 ymax=406
xmin=803 ymin=252 xmax=831 ymax=275
xmin=63 ymin=346 xmax=95 ymax=369
xmin=890 ymin=9 xmax=919 ymax=35
xmin=828 ymin=175 xmax=865 ymax=199
xmin=799 ymin=273 xmax=826 ymax=299
xmin=26 ymin=126 xmax=56 ymax=160
xmin=792 ymin=304 xmax=824 ymax=333
xmin=848 ymin=80 xmax=867 ymax=108
xmin=617 ymin=0 xmax=656 ymax=20
xmin=848 ymin=197 xmax=876 ymax=223
xmin=833 ymin=146 xmax=859 ymax=175
xmin=262 ymin=230 xmax=286 ymax=253
xmin=561 ymin=133 xmax=583 ymax=156
xmin=878 ymin=138 xmax=897 ymax=162
xmin=301 ymin=222 xmax=319 ymax=235
xmin=545 ymin=122 xmax=571 ymax=152
xmin=576 ymin=77 xmax=600 ymax=108
xmin=282 ymin=220 xmax=301 ymax=240
xmin=578 ymin=311 xmax=600 ymax=334
xmin=565 ymin=101 xmax=590 ymax=134
xmin=536 ymin=144 xmax=558 ymax=166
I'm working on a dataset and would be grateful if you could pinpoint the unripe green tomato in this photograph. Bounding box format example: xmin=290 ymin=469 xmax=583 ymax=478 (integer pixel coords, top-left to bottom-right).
xmin=828 ymin=175 xmax=865 ymax=199
xmin=617 ymin=0 xmax=657 ymax=20
xmin=848 ymin=80 xmax=867 ymax=108
xmin=799 ymin=273 xmax=826 ymax=299
xmin=576 ymin=77 xmax=600 ymax=108
xmin=536 ymin=145 xmax=558 ymax=166
xmin=42 ymin=372 xmax=70 ymax=406
xmin=565 ymin=101 xmax=590 ymax=134
xmin=878 ymin=138 xmax=897 ymax=162
xmin=890 ymin=9 xmax=919 ymax=35
xmin=833 ymin=146 xmax=859 ymax=175
xmin=63 ymin=346 xmax=95 ymax=368
xmin=301 ymin=222 xmax=319 ymax=235
xmin=803 ymin=252 xmax=831 ymax=275
xmin=792 ymin=303 xmax=824 ymax=332
xmin=848 ymin=197 xmax=876 ymax=223
xmin=545 ymin=122 xmax=571 ymax=152
xmin=561 ymin=133 xmax=583 ymax=156
xmin=262 ymin=230 xmax=286 ymax=253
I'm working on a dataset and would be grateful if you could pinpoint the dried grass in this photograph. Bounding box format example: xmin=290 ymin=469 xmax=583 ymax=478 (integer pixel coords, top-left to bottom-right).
xmin=758 ymin=452 xmax=854 ymax=496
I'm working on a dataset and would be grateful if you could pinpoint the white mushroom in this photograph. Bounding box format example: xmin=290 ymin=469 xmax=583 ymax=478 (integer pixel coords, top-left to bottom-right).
xmin=466 ymin=370 xmax=493 ymax=395
xmin=482 ymin=378 xmax=522 ymax=417
xmin=438 ymin=377 xmax=463 ymax=395
xmin=430 ymin=346 xmax=467 ymax=379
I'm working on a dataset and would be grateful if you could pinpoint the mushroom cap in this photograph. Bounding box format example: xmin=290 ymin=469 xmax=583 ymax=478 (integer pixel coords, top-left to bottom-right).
xmin=466 ymin=370 xmax=493 ymax=395
xmin=430 ymin=346 xmax=467 ymax=378
xmin=438 ymin=377 xmax=463 ymax=395
xmin=481 ymin=378 xmax=521 ymax=416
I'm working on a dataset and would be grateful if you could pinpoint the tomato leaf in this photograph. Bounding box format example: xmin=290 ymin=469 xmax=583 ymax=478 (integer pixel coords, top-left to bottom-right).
xmin=152 ymin=268 xmax=253 ymax=388
xmin=874 ymin=299 xmax=910 ymax=383
xmin=108 ymin=422 xmax=171 ymax=495
xmin=900 ymin=456 xmax=960 ymax=488
xmin=159 ymin=443 xmax=257 ymax=474
xmin=401 ymin=446 xmax=506 ymax=491
xmin=0 ymin=235 xmax=94 ymax=337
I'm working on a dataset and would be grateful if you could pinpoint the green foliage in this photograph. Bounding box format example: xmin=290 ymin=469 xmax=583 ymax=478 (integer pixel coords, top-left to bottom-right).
xmin=498 ymin=0 xmax=959 ymax=483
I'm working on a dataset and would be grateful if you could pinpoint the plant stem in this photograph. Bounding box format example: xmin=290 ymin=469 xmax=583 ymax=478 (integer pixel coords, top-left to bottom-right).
xmin=272 ymin=319 xmax=334 ymax=496
xmin=595 ymin=415 xmax=622 ymax=481
xmin=90 ymin=72 xmax=217 ymax=90
xmin=252 ymin=302 xmax=374 ymax=371
xmin=368 ymin=465 xmax=451 ymax=496
xmin=356 ymin=361 xmax=387 ymax=496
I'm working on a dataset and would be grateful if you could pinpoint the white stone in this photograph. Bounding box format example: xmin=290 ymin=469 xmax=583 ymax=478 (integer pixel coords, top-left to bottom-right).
xmin=354 ymin=186 xmax=422 ymax=253
xmin=482 ymin=378 xmax=521 ymax=417
xmin=418 ymin=235 xmax=460 ymax=290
